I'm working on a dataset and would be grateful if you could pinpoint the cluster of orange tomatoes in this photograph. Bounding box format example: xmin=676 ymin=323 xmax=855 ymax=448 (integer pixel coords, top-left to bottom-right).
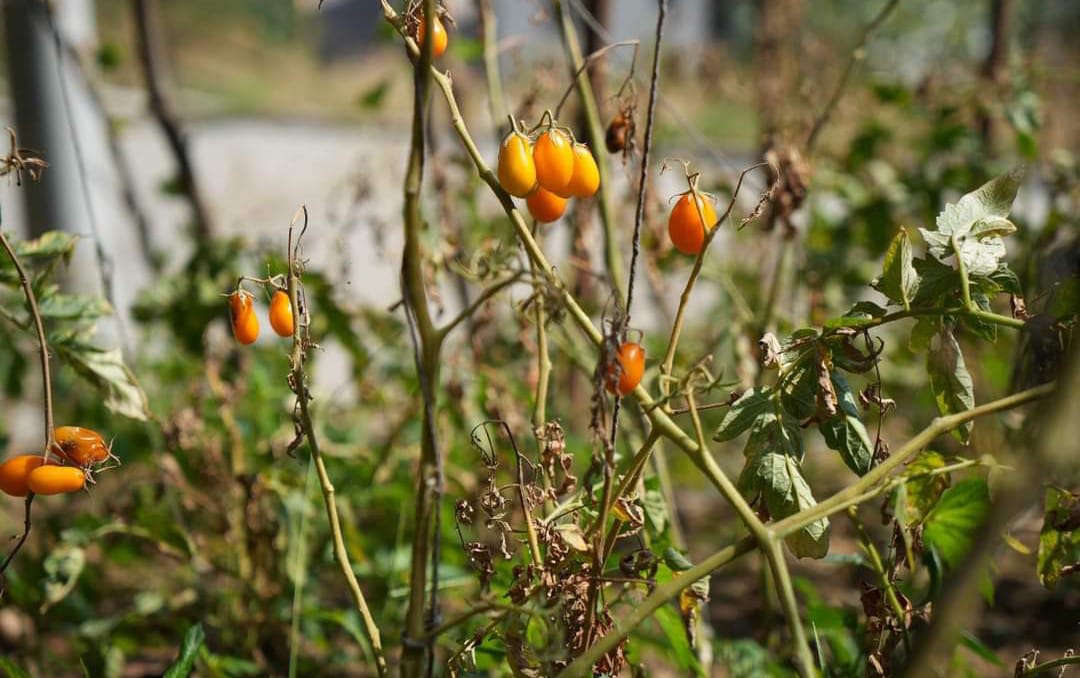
xmin=498 ymin=116 xmax=601 ymax=223
xmin=228 ymin=287 xmax=295 ymax=345
xmin=0 ymin=426 xmax=116 ymax=497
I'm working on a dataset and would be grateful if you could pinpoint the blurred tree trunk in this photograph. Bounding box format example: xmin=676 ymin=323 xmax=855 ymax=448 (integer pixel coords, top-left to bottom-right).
xmin=978 ymin=0 xmax=1012 ymax=149
xmin=3 ymin=0 xmax=87 ymax=240
xmin=754 ymin=0 xmax=804 ymax=152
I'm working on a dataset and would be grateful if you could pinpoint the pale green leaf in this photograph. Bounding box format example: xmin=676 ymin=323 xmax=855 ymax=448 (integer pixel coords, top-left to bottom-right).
xmin=873 ymin=227 xmax=919 ymax=310
xmin=926 ymin=326 xmax=974 ymax=441
xmin=53 ymin=344 xmax=150 ymax=420
xmin=40 ymin=544 xmax=85 ymax=613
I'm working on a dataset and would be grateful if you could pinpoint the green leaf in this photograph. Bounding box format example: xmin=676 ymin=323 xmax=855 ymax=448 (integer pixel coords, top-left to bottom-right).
xmin=714 ymin=638 xmax=794 ymax=678
xmin=894 ymin=451 xmax=950 ymax=526
xmin=36 ymin=293 xmax=112 ymax=321
xmin=53 ymin=343 xmax=150 ymax=420
xmin=909 ymin=316 xmax=939 ymax=353
xmin=911 ymin=255 xmax=961 ymax=307
xmin=663 ymin=547 xmax=695 ymax=572
xmin=163 ymin=623 xmax=205 ymax=678
xmin=924 ymin=479 xmax=990 ymax=568
xmin=818 ymin=373 xmax=874 ymax=476
xmin=0 ymin=656 xmax=34 ymax=678
xmin=1037 ymin=486 xmax=1080 ymax=589
xmin=961 ymin=294 xmax=998 ymax=343
xmin=959 ymin=631 xmax=1005 ymax=667
xmin=919 ymin=168 xmax=1023 ymax=277
xmin=748 ymin=452 xmax=829 ymax=558
xmin=642 ymin=477 xmax=668 ymax=537
xmin=40 ymin=543 xmax=86 ymax=613
xmin=926 ymin=326 xmax=974 ymax=441
xmin=873 ymin=227 xmax=919 ymax=310
xmin=714 ymin=387 xmax=773 ymax=442
xmin=356 ymin=79 xmax=391 ymax=110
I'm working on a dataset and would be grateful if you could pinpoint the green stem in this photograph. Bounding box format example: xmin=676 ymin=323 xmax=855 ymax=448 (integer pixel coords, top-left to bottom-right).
xmin=286 ymin=219 xmax=387 ymax=677
xmin=400 ymin=3 xmax=445 ymax=674
xmin=771 ymin=382 xmax=1055 ymax=537
xmin=952 ymin=234 xmax=974 ymax=310
xmin=1020 ymin=655 xmax=1080 ymax=676
xmin=848 ymin=509 xmax=912 ymax=656
xmin=557 ymin=536 xmax=758 ymax=677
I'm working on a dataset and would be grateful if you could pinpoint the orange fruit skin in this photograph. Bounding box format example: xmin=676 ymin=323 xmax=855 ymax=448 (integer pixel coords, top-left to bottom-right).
xmin=54 ymin=426 xmax=110 ymax=467
xmin=27 ymin=465 xmax=86 ymax=495
xmin=668 ymin=193 xmax=718 ymax=255
xmin=0 ymin=455 xmax=48 ymax=497
xmin=566 ymin=143 xmax=600 ymax=198
xmin=417 ymin=14 xmax=448 ymax=58
xmin=526 ymin=187 xmax=568 ymax=223
xmin=228 ymin=290 xmax=260 ymax=345
xmin=269 ymin=290 xmax=295 ymax=338
xmin=498 ymin=132 xmax=538 ymax=198
xmin=533 ymin=129 xmax=575 ymax=196
xmin=605 ymin=342 xmax=646 ymax=395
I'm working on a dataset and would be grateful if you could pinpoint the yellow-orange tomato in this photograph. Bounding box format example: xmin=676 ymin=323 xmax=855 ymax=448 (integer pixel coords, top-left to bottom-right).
xmin=53 ymin=426 xmax=111 ymax=467
xmin=416 ymin=14 xmax=448 ymax=58
xmin=566 ymin=143 xmax=600 ymax=198
xmin=269 ymin=290 xmax=295 ymax=338
xmin=228 ymin=290 xmax=259 ymax=345
xmin=27 ymin=465 xmax=86 ymax=495
xmin=605 ymin=342 xmax=646 ymax=396
xmin=526 ymin=187 xmax=568 ymax=223
xmin=668 ymin=193 xmax=718 ymax=255
xmin=498 ymin=131 xmax=538 ymax=198
xmin=0 ymin=455 xmax=49 ymax=497
xmin=533 ymin=129 xmax=574 ymax=196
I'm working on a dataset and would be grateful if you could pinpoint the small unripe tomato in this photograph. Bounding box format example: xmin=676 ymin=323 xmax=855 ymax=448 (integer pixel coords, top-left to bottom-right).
xmin=498 ymin=131 xmax=538 ymax=198
xmin=605 ymin=342 xmax=646 ymax=396
xmin=533 ymin=128 xmax=574 ymax=196
xmin=228 ymin=290 xmax=259 ymax=345
xmin=416 ymin=13 xmax=448 ymax=58
xmin=566 ymin=143 xmax=600 ymax=198
xmin=53 ymin=426 xmax=111 ymax=467
xmin=269 ymin=290 xmax=295 ymax=338
xmin=27 ymin=465 xmax=86 ymax=495
xmin=668 ymin=193 xmax=718 ymax=256
xmin=526 ymin=187 xmax=568 ymax=223
xmin=0 ymin=455 xmax=49 ymax=497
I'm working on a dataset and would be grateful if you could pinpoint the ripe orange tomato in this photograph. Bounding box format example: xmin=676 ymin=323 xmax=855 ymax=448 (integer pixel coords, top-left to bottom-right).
xmin=269 ymin=290 xmax=295 ymax=338
xmin=498 ymin=131 xmax=538 ymax=198
xmin=566 ymin=143 xmax=600 ymax=198
xmin=416 ymin=13 xmax=448 ymax=58
xmin=533 ymin=129 xmax=574 ymax=196
xmin=27 ymin=465 xmax=86 ymax=495
xmin=668 ymin=193 xmax=718 ymax=255
xmin=605 ymin=342 xmax=646 ymax=396
xmin=53 ymin=426 xmax=111 ymax=467
xmin=228 ymin=290 xmax=259 ymax=345
xmin=0 ymin=455 xmax=49 ymax=497
xmin=526 ymin=187 xmax=568 ymax=223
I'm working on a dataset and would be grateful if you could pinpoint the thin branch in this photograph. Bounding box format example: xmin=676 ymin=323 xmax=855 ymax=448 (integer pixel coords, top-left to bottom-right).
xmin=805 ymin=0 xmax=901 ymax=153
xmin=623 ymin=0 xmax=666 ymax=330
xmin=552 ymin=0 xmax=625 ymax=298
xmin=285 ymin=208 xmax=387 ymax=677
xmin=131 ymin=0 xmax=212 ymax=239
xmin=553 ymin=40 xmax=639 ymax=119
xmin=437 ymin=272 xmax=523 ymax=340
xmin=1019 ymin=655 xmax=1080 ymax=677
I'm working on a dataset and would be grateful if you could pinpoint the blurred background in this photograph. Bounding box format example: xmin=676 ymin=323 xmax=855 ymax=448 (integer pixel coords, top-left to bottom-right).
xmin=0 ymin=1 xmax=1077 ymax=676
